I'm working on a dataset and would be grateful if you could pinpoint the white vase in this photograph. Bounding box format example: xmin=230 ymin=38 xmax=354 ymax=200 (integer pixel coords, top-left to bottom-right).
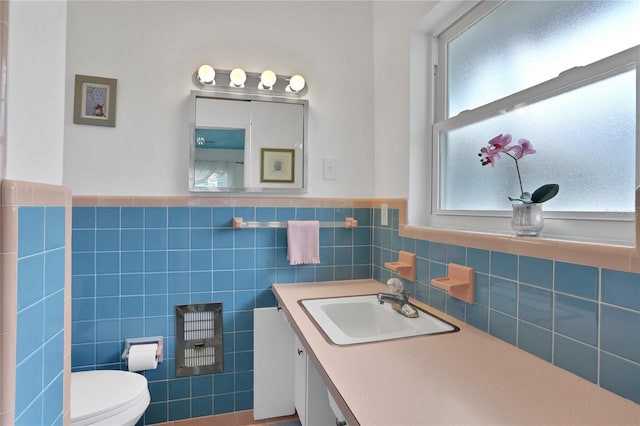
xmin=511 ymin=203 xmax=544 ymax=236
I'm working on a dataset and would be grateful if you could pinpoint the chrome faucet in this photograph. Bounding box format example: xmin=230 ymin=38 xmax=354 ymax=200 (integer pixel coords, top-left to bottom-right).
xmin=377 ymin=292 xmax=409 ymax=306
xmin=377 ymin=278 xmax=419 ymax=318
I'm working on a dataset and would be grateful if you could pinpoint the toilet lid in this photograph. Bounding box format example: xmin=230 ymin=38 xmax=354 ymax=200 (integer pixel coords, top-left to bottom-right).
xmin=71 ymin=370 xmax=149 ymax=423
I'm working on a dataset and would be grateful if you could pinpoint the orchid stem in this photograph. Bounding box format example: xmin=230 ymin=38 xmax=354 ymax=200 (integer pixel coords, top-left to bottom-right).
xmin=504 ymin=151 xmax=524 ymax=197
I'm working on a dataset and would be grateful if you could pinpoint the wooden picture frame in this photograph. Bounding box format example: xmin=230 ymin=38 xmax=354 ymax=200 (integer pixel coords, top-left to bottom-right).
xmin=260 ymin=148 xmax=295 ymax=183
xmin=73 ymin=74 xmax=117 ymax=127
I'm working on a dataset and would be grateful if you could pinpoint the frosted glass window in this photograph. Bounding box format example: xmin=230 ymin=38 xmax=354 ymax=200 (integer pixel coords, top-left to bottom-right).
xmin=447 ymin=1 xmax=640 ymax=117
xmin=440 ymin=70 xmax=635 ymax=212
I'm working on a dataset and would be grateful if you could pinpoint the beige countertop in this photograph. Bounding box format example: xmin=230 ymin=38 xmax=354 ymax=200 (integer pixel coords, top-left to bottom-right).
xmin=272 ymin=279 xmax=640 ymax=426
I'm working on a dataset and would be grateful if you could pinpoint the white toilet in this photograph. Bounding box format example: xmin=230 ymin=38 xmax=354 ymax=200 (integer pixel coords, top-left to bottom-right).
xmin=70 ymin=370 xmax=150 ymax=426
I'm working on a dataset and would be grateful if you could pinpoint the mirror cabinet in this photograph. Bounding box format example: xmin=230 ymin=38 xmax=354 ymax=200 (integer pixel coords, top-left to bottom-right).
xmin=189 ymin=91 xmax=308 ymax=193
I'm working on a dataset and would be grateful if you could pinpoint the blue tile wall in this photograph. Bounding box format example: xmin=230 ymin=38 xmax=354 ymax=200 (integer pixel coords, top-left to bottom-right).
xmin=70 ymin=203 xmax=640 ymax=424
xmin=16 ymin=206 xmax=66 ymax=425
xmin=373 ymin=208 xmax=640 ymax=405
xmin=71 ymin=206 xmax=372 ymax=424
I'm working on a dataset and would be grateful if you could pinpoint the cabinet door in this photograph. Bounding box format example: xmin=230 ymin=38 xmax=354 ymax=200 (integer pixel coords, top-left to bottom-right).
xmin=249 ymin=101 xmax=305 ymax=189
xmin=305 ymin=354 xmax=337 ymax=426
xmin=328 ymin=390 xmax=349 ymax=426
xmin=294 ymin=335 xmax=308 ymax=425
xmin=253 ymin=307 xmax=295 ymax=420
xmin=294 ymin=334 xmax=338 ymax=426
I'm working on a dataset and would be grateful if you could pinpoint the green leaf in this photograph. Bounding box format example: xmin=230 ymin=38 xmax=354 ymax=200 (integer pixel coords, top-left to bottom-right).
xmin=531 ymin=184 xmax=559 ymax=203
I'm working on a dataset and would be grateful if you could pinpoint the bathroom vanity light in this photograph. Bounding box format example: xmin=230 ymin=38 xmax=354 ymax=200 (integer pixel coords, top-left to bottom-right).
xmin=259 ymin=70 xmax=277 ymax=90
xmin=229 ymin=68 xmax=247 ymax=87
xmin=286 ymin=74 xmax=306 ymax=93
xmin=193 ymin=65 xmax=307 ymax=96
xmin=197 ymin=65 xmax=216 ymax=85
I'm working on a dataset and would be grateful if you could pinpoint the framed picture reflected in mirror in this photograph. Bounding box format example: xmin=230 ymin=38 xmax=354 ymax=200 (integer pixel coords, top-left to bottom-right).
xmin=260 ymin=148 xmax=295 ymax=183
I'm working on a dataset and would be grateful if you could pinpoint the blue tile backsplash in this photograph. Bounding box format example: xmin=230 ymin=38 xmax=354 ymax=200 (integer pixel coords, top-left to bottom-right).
xmin=518 ymin=283 xmax=553 ymax=329
xmin=16 ymin=206 xmax=66 ymax=426
xmin=372 ymin=209 xmax=640 ymax=405
xmin=71 ymin=206 xmax=372 ymax=424
xmin=554 ymin=293 xmax=599 ymax=346
xmin=602 ymin=269 xmax=640 ymax=311
xmin=555 ymin=261 xmax=599 ymax=300
xmin=69 ymin=204 xmax=640 ymax=426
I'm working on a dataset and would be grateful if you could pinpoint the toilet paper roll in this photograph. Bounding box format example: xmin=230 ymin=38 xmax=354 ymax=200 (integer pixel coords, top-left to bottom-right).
xmin=127 ymin=343 xmax=158 ymax=372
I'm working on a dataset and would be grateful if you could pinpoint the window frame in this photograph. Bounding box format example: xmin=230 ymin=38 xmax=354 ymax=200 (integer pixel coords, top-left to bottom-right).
xmin=413 ymin=0 xmax=639 ymax=246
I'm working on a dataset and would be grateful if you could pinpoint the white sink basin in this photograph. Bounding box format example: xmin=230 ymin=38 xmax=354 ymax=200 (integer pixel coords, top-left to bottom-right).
xmin=301 ymin=295 xmax=458 ymax=345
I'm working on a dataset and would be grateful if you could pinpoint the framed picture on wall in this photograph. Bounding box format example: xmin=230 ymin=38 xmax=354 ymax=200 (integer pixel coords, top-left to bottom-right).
xmin=260 ymin=148 xmax=295 ymax=183
xmin=73 ymin=74 xmax=117 ymax=127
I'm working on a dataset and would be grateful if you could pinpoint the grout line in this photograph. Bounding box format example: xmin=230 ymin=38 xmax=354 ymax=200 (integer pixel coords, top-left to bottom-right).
xmin=596 ymin=267 xmax=602 ymax=386
xmin=515 ymin=254 xmax=520 ymax=347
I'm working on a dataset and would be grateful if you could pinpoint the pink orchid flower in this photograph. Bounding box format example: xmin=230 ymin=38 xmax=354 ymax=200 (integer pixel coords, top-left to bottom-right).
xmin=478 ymin=133 xmax=558 ymax=204
xmin=488 ymin=133 xmax=513 ymax=150
xmin=478 ymin=133 xmax=535 ymax=198
xmin=506 ymin=138 xmax=537 ymax=159
xmin=479 ymin=146 xmax=499 ymax=166
xmin=479 ymin=133 xmax=513 ymax=166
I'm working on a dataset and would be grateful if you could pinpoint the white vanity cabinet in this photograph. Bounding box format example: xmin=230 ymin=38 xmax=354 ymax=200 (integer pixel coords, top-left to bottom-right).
xmin=253 ymin=307 xmax=295 ymax=420
xmin=327 ymin=390 xmax=349 ymax=426
xmin=293 ymin=335 xmax=307 ymax=422
xmin=253 ymin=307 xmax=337 ymax=425
xmin=294 ymin=335 xmax=336 ymax=426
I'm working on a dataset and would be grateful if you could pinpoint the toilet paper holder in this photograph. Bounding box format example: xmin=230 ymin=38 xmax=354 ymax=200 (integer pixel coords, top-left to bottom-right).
xmin=121 ymin=336 xmax=164 ymax=364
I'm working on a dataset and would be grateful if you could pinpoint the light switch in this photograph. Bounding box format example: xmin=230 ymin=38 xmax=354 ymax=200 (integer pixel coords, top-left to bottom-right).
xmin=381 ymin=203 xmax=388 ymax=226
xmin=323 ymin=158 xmax=338 ymax=180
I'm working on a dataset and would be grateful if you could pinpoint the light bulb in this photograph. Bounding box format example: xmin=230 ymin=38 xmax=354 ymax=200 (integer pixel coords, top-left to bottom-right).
xmin=259 ymin=70 xmax=277 ymax=89
xmin=288 ymin=74 xmax=306 ymax=92
xmin=229 ymin=68 xmax=247 ymax=87
xmin=197 ymin=65 xmax=215 ymax=85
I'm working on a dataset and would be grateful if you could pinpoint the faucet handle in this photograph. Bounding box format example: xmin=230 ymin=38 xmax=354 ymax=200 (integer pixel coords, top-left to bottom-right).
xmin=399 ymin=302 xmax=419 ymax=318
xmin=386 ymin=277 xmax=404 ymax=294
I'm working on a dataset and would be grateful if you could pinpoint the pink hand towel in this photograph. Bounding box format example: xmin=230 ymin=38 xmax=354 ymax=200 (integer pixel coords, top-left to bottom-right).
xmin=287 ymin=220 xmax=321 ymax=265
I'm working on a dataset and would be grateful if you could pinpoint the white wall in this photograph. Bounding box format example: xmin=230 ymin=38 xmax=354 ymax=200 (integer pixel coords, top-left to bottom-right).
xmin=63 ymin=1 xmax=376 ymax=197
xmin=6 ymin=1 xmax=67 ymax=184
xmin=372 ymin=1 xmax=436 ymax=198
xmin=4 ymin=1 xmax=439 ymax=197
